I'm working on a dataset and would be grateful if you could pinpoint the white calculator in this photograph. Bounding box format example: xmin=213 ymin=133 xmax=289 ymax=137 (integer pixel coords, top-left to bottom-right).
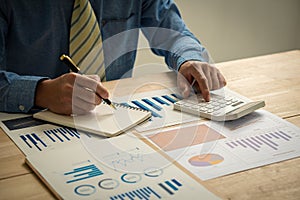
xmin=173 ymin=88 xmax=265 ymax=121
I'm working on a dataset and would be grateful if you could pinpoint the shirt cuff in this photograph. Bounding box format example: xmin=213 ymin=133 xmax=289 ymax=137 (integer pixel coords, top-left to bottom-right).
xmin=167 ymin=37 xmax=211 ymax=72
xmin=7 ymin=76 xmax=47 ymax=113
xmin=176 ymin=50 xmax=209 ymax=72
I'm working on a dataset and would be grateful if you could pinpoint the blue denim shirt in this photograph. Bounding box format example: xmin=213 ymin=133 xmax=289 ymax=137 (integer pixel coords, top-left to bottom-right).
xmin=0 ymin=0 xmax=208 ymax=113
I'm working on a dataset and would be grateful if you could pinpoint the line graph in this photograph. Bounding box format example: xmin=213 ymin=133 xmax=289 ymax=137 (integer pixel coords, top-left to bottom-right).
xmin=101 ymin=147 xmax=144 ymax=171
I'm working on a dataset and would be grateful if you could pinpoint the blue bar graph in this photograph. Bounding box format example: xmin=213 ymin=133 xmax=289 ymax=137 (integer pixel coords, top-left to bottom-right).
xmin=118 ymin=93 xmax=184 ymax=121
xmin=44 ymin=127 xmax=80 ymax=143
xmin=64 ymin=128 xmax=80 ymax=138
xmin=161 ymin=95 xmax=177 ymax=104
xmin=226 ymin=131 xmax=293 ymax=151
xmin=158 ymin=179 xmax=182 ymax=195
xmin=116 ymin=92 xmax=187 ymax=127
xmin=20 ymin=132 xmax=51 ymax=151
xmin=44 ymin=130 xmax=55 ymax=142
xmin=20 ymin=135 xmax=32 ymax=148
xmin=19 ymin=127 xmax=80 ymax=152
xmin=142 ymin=99 xmax=162 ymax=111
xmin=165 ymin=181 xmax=178 ymax=191
xmin=171 ymin=179 xmax=182 ymax=187
xmin=109 ymin=186 xmax=161 ymax=200
xmin=171 ymin=93 xmax=183 ymax=100
xmin=152 ymin=97 xmax=170 ymax=106
xmin=57 ymin=128 xmax=70 ymax=141
xmin=64 ymin=164 xmax=103 ymax=184
xmin=32 ymin=133 xmax=47 ymax=147
xmin=131 ymin=100 xmax=162 ymax=118
xmin=50 ymin=129 xmax=64 ymax=142
xmin=26 ymin=134 xmax=41 ymax=151
xmin=58 ymin=127 xmax=72 ymax=136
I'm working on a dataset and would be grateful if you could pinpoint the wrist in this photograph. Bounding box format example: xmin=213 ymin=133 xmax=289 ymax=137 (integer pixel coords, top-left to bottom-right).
xmin=35 ymin=79 xmax=51 ymax=109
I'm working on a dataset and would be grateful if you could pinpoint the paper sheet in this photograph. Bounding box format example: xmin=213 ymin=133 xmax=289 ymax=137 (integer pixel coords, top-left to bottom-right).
xmin=26 ymin=135 xmax=220 ymax=199
xmin=144 ymin=110 xmax=300 ymax=180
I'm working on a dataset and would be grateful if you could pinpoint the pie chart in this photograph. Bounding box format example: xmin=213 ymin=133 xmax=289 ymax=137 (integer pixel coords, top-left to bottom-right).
xmin=188 ymin=154 xmax=224 ymax=167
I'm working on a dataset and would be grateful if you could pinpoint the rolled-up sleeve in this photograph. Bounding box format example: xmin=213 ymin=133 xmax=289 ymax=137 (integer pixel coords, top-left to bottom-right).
xmin=141 ymin=0 xmax=209 ymax=71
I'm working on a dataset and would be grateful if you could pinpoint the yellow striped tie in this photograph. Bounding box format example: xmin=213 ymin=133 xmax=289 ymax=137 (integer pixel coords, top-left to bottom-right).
xmin=69 ymin=0 xmax=106 ymax=81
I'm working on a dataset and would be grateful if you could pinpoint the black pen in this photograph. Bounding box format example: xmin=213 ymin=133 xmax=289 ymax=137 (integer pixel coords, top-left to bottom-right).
xmin=60 ymin=54 xmax=117 ymax=110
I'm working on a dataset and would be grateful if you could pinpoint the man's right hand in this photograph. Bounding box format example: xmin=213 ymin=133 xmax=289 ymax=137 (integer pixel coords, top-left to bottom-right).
xmin=35 ymin=73 xmax=109 ymax=115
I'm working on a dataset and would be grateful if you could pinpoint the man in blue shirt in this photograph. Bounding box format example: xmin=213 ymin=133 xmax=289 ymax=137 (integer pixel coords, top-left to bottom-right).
xmin=0 ymin=0 xmax=226 ymax=115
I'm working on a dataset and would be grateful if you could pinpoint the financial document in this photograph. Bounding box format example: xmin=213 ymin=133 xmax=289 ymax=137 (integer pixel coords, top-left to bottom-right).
xmin=26 ymin=135 xmax=220 ymax=199
xmin=144 ymin=110 xmax=300 ymax=180
xmin=0 ymin=112 xmax=220 ymax=199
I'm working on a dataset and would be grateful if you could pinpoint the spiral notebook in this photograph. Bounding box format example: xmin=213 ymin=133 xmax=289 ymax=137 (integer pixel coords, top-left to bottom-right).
xmin=33 ymin=103 xmax=151 ymax=137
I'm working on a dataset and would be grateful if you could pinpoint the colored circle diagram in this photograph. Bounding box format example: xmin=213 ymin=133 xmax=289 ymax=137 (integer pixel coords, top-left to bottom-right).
xmin=188 ymin=154 xmax=224 ymax=167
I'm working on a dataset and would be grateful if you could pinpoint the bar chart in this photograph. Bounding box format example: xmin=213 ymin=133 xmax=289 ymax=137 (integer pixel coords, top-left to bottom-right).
xmin=113 ymin=89 xmax=199 ymax=132
xmin=0 ymin=114 xmax=91 ymax=156
xmin=129 ymin=94 xmax=179 ymax=119
xmin=19 ymin=127 xmax=80 ymax=152
xmin=158 ymin=179 xmax=182 ymax=196
xmin=225 ymin=131 xmax=294 ymax=152
xmin=64 ymin=164 xmax=104 ymax=184
xmin=109 ymin=186 xmax=162 ymax=200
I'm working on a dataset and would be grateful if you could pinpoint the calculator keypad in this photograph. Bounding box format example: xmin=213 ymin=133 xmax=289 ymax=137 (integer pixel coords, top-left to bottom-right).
xmin=174 ymin=94 xmax=244 ymax=116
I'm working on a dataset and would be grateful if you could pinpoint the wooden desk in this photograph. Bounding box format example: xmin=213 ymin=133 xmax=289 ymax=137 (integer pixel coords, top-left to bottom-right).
xmin=0 ymin=50 xmax=299 ymax=199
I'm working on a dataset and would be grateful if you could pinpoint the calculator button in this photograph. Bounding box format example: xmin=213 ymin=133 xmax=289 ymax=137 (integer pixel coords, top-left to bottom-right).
xmin=205 ymin=104 xmax=214 ymax=109
xmin=226 ymin=101 xmax=232 ymax=105
xmin=175 ymin=102 xmax=183 ymax=105
xmin=231 ymin=99 xmax=239 ymax=103
xmin=207 ymin=109 xmax=214 ymax=113
xmin=182 ymin=102 xmax=193 ymax=107
xmin=212 ymin=102 xmax=220 ymax=106
xmin=232 ymin=101 xmax=244 ymax=107
xmin=199 ymin=107 xmax=207 ymax=112
xmin=225 ymin=97 xmax=233 ymax=101
xmin=214 ymin=106 xmax=221 ymax=111
xmin=191 ymin=105 xmax=199 ymax=109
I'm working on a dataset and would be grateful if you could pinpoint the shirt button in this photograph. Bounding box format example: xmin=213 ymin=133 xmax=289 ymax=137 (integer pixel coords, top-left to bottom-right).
xmin=19 ymin=105 xmax=25 ymax=111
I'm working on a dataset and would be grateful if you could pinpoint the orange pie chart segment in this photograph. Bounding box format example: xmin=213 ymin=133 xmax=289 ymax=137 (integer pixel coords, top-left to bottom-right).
xmin=188 ymin=154 xmax=224 ymax=167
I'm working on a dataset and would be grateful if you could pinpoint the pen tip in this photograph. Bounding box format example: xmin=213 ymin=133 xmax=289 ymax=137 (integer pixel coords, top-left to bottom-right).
xmin=110 ymin=103 xmax=117 ymax=110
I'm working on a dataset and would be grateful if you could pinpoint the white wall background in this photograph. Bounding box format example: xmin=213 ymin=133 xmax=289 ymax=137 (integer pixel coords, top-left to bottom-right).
xmin=175 ymin=0 xmax=300 ymax=62
xmin=134 ymin=0 xmax=300 ymax=75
